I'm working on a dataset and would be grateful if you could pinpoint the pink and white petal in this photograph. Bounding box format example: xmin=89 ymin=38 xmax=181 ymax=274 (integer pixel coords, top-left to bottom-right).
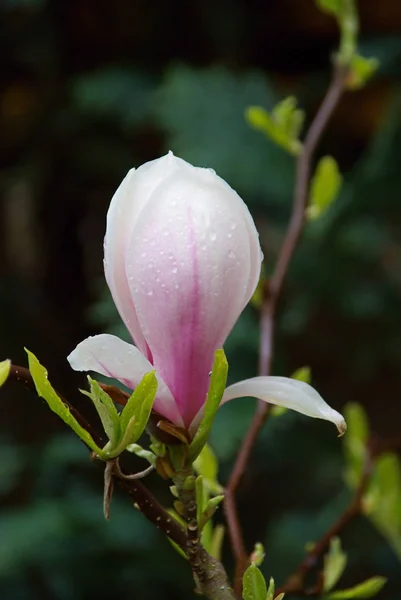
xmin=221 ymin=377 xmax=346 ymax=435
xmin=126 ymin=166 xmax=258 ymax=427
xmin=104 ymin=153 xmax=184 ymax=357
xmin=67 ymin=334 xmax=183 ymax=426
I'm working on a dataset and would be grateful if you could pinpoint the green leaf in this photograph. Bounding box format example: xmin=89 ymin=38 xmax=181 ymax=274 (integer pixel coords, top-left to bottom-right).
xmin=343 ymin=403 xmax=369 ymax=489
xmin=307 ymin=156 xmax=342 ymax=220
xmin=242 ymin=564 xmax=267 ymax=600
xmin=126 ymin=443 xmax=156 ymax=466
xmin=291 ymin=366 xmax=311 ymax=384
xmin=250 ymin=542 xmax=265 ymax=568
xmin=347 ymin=55 xmax=380 ymax=90
xmin=189 ymin=349 xmax=228 ymax=461
xmin=364 ymin=453 xmax=401 ymax=560
xmin=245 ymin=97 xmax=304 ymax=156
xmin=323 ymin=537 xmax=348 ymax=592
xmin=327 ymin=576 xmax=387 ymax=599
xmin=194 ymin=444 xmax=223 ymax=494
xmin=266 ymin=577 xmax=275 ymax=600
xmin=209 ymin=524 xmax=225 ymax=561
xmin=315 ymin=0 xmax=342 ymax=15
xmin=196 ymin=476 xmax=206 ymax=525
xmin=25 ymin=349 xmax=105 ymax=458
xmin=82 ymin=377 xmax=120 ymax=447
xmin=0 ymin=360 xmax=11 ymax=387
xmin=119 ymin=371 xmax=158 ymax=443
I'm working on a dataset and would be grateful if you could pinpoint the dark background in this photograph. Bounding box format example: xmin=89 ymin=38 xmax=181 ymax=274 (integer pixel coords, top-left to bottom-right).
xmin=1 ymin=0 xmax=401 ymax=598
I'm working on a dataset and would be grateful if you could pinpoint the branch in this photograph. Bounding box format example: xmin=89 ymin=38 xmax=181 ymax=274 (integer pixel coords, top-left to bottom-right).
xmin=224 ymin=64 xmax=349 ymax=596
xmin=7 ymin=363 xmax=187 ymax=549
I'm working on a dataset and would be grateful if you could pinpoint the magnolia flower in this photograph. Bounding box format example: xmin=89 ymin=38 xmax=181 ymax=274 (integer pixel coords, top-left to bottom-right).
xmin=68 ymin=153 xmax=345 ymax=436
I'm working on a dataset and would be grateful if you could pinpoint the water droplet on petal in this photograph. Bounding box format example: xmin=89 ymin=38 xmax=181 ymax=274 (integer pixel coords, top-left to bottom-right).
xmin=209 ymin=231 xmax=217 ymax=242
xmin=147 ymin=290 xmax=153 ymax=296
xmin=228 ymin=250 xmax=236 ymax=259
xmin=172 ymin=267 xmax=178 ymax=274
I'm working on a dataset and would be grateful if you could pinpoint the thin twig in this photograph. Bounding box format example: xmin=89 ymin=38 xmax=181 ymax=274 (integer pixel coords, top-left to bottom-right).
xmin=224 ymin=64 xmax=349 ymax=596
xmin=7 ymin=363 xmax=187 ymax=549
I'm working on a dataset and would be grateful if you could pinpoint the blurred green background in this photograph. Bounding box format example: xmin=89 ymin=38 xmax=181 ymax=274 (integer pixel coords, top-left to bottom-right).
xmin=1 ymin=0 xmax=401 ymax=598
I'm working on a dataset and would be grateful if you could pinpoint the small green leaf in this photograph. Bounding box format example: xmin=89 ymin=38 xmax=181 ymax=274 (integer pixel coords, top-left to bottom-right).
xmin=126 ymin=443 xmax=156 ymax=466
xmin=196 ymin=475 xmax=206 ymax=524
xmin=120 ymin=371 xmax=158 ymax=442
xmin=323 ymin=537 xmax=348 ymax=592
xmin=343 ymin=403 xmax=369 ymax=489
xmin=327 ymin=576 xmax=387 ymax=599
xmin=242 ymin=564 xmax=267 ymax=600
xmin=189 ymin=349 xmax=228 ymax=461
xmin=26 ymin=349 xmax=105 ymax=457
xmin=347 ymin=55 xmax=379 ymax=90
xmin=245 ymin=97 xmax=304 ymax=156
xmin=307 ymin=156 xmax=342 ymax=220
xmin=291 ymin=366 xmax=311 ymax=384
xmin=275 ymin=595 xmax=285 ymax=600
xmin=250 ymin=542 xmax=265 ymax=568
xmin=0 ymin=359 xmax=11 ymax=387
xmin=315 ymin=0 xmax=342 ymax=15
xmin=194 ymin=443 xmax=223 ymax=494
xmin=209 ymin=524 xmax=225 ymax=561
xmin=82 ymin=377 xmax=120 ymax=446
xmin=266 ymin=577 xmax=275 ymax=600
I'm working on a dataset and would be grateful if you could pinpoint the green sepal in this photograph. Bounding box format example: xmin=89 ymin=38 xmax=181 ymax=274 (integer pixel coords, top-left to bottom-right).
xmin=25 ymin=349 xmax=106 ymax=458
xmin=307 ymin=156 xmax=342 ymax=220
xmin=326 ymin=576 xmax=387 ymax=599
xmin=242 ymin=563 xmax=267 ymax=600
xmin=119 ymin=370 xmax=158 ymax=443
xmin=323 ymin=537 xmax=347 ymax=592
xmin=188 ymin=349 xmax=228 ymax=462
xmin=81 ymin=377 xmax=120 ymax=447
xmin=0 ymin=359 xmax=11 ymax=387
xmin=246 ymin=97 xmax=304 ymax=156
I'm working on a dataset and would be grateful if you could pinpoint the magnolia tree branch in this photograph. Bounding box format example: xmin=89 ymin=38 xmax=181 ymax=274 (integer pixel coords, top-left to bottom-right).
xmin=7 ymin=364 xmax=187 ymax=549
xmin=224 ymin=64 xmax=349 ymax=595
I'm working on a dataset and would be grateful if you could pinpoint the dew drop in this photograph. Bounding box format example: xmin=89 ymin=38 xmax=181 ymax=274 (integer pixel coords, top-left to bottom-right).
xmin=228 ymin=250 xmax=236 ymax=259
xmin=172 ymin=267 xmax=178 ymax=274
xmin=141 ymin=251 xmax=147 ymax=258
xmin=147 ymin=290 xmax=153 ymax=296
xmin=209 ymin=231 xmax=217 ymax=242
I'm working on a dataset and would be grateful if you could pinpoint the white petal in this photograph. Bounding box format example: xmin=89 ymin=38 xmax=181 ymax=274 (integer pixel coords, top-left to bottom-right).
xmin=67 ymin=334 xmax=183 ymax=426
xmin=221 ymin=376 xmax=346 ymax=435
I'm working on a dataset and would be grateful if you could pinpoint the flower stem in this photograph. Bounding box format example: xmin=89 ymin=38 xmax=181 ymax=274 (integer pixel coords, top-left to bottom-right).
xmin=174 ymin=469 xmax=235 ymax=600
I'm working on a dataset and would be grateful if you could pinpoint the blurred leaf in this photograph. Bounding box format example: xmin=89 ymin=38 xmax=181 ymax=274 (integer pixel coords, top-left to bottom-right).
xmin=365 ymin=453 xmax=401 ymax=561
xmin=343 ymin=403 xmax=369 ymax=488
xmin=194 ymin=444 xmax=223 ymax=494
xmin=266 ymin=577 xmax=275 ymax=600
xmin=209 ymin=524 xmax=225 ymax=561
xmin=242 ymin=563 xmax=267 ymax=600
xmin=326 ymin=576 xmax=387 ymax=598
xmin=26 ymin=349 xmax=106 ymax=458
xmin=246 ymin=97 xmax=304 ymax=156
xmin=346 ymin=55 xmax=380 ymax=90
xmin=250 ymin=542 xmax=265 ymax=567
xmin=72 ymin=68 xmax=156 ymax=129
xmin=323 ymin=537 xmax=348 ymax=592
xmin=189 ymin=349 xmax=228 ymax=461
xmin=156 ymin=66 xmax=294 ymax=200
xmin=0 ymin=359 xmax=10 ymax=387
xmin=307 ymin=156 xmax=342 ymax=220
xmin=315 ymin=0 xmax=342 ymax=15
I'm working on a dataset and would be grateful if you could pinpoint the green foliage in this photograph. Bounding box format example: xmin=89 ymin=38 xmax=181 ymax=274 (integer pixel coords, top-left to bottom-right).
xmin=315 ymin=0 xmax=359 ymax=65
xmin=365 ymin=453 xmax=401 ymax=560
xmin=0 ymin=359 xmax=10 ymax=387
xmin=26 ymin=349 xmax=106 ymax=458
xmin=307 ymin=156 xmax=343 ymax=220
xmin=246 ymin=97 xmax=304 ymax=156
xmin=189 ymin=349 xmax=228 ymax=461
xmin=83 ymin=377 xmax=120 ymax=446
xmin=250 ymin=542 xmax=265 ymax=568
xmin=347 ymin=55 xmax=380 ymax=90
xmin=242 ymin=564 xmax=267 ymax=600
xmin=323 ymin=537 xmax=348 ymax=592
xmin=326 ymin=576 xmax=387 ymax=598
xmin=343 ymin=403 xmax=369 ymax=488
xmin=193 ymin=444 xmax=223 ymax=495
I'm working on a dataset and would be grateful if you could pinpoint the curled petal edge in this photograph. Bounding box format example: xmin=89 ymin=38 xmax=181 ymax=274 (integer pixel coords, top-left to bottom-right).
xmin=67 ymin=334 xmax=183 ymax=427
xmin=221 ymin=376 xmax=346 ymax=436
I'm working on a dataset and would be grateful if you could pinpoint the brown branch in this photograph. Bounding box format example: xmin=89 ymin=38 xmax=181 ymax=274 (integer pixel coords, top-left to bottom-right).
xmin=224 ymin=64 xmax=349 ymax=597
xmin=277 ymin=450 xmax=374 ymax=596
xmin=7 ymin=363 xmax=187 ymax=549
